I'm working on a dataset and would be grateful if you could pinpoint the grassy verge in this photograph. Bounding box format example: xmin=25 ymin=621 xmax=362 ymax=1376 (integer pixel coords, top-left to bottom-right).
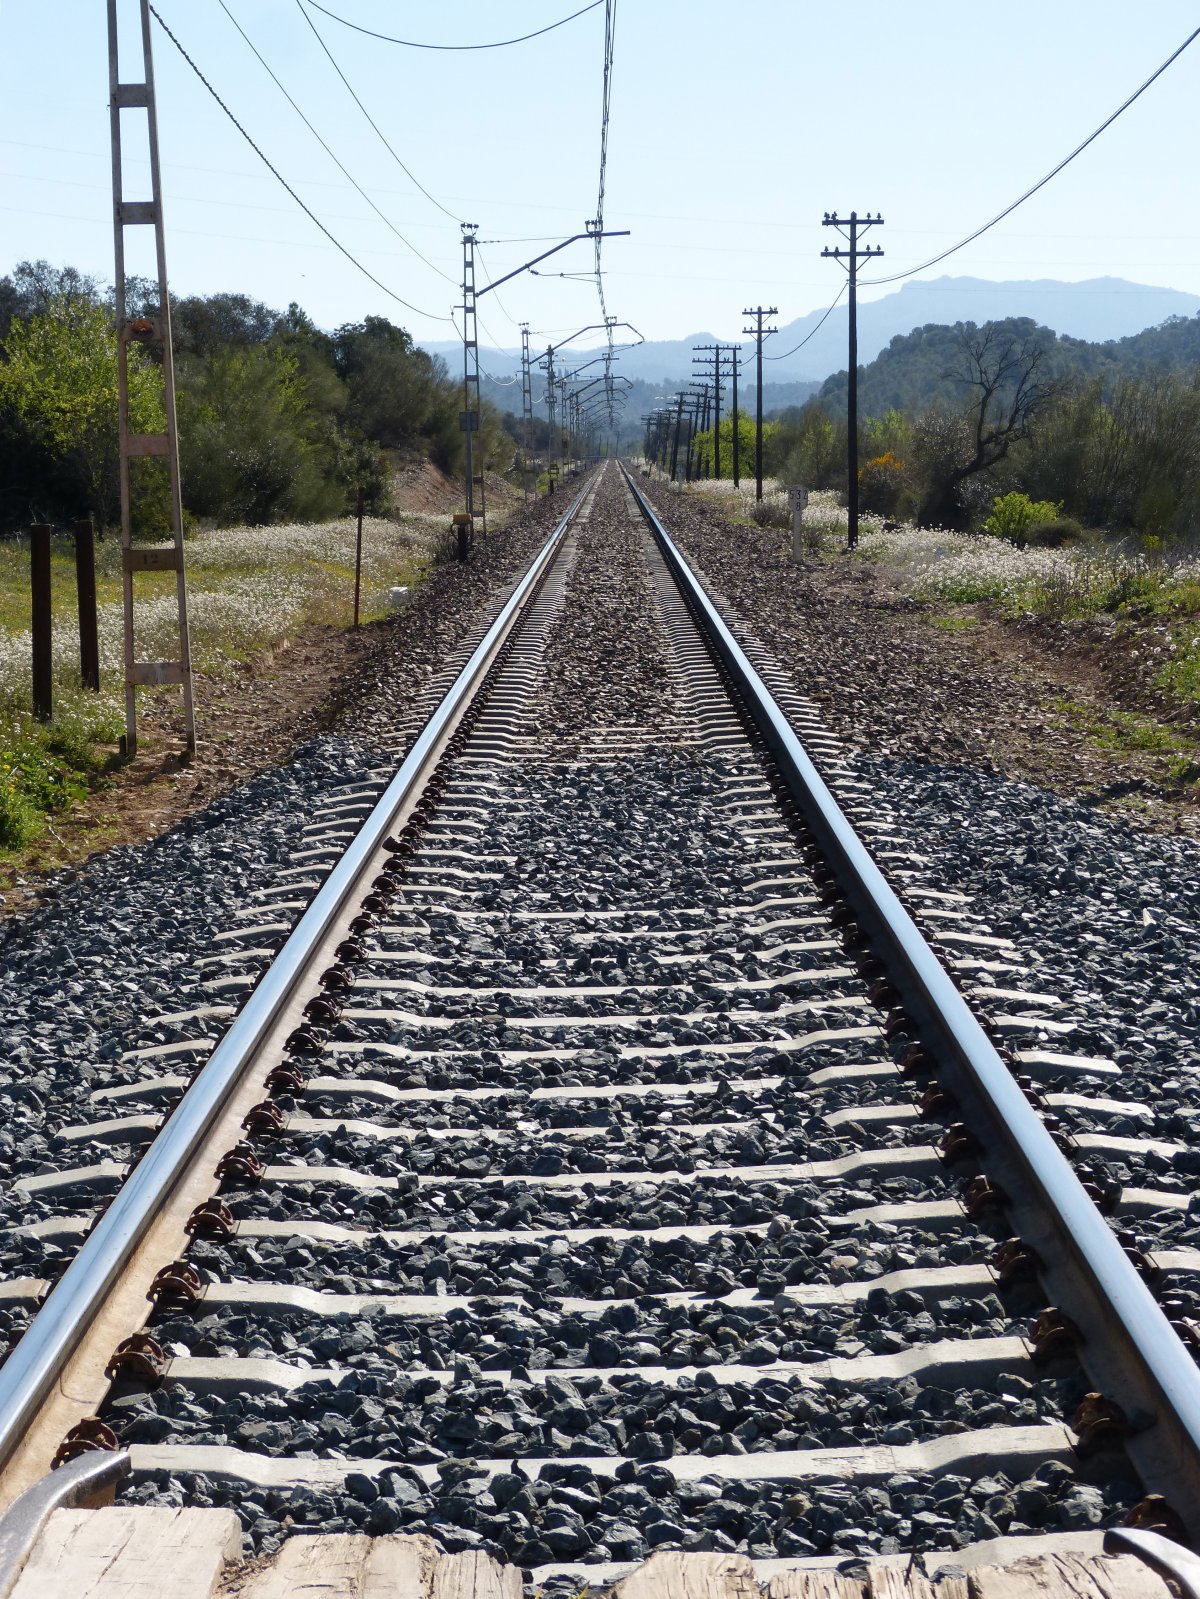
xmin=1049 ymin=697 xmax=1200 ymax=790
xmin=848 ymin=521 xmax=1200 ymax=727
xmin=0 ymin=513 xmax=442 ymax=850
xmin=678 ymin=476 xmax=1200 ymax=805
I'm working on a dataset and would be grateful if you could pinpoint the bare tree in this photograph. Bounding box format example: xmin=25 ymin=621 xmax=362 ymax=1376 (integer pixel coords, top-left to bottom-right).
xmin=919 ymin=323 xmax=1059 ymax=527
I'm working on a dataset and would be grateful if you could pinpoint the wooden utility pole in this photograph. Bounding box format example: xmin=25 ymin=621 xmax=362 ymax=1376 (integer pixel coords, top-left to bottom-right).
xmin=730 ymin=347 xmax=741 ymax=488
xmin=692 ymin=344 xmax=732 ymax=479
xmin=821 ymin=211 xmax=883 ymax=549
xmin=74 ymin=519 xmax=100 ymax=692
xmin=684 ymin=388 xmax=703 ymax=482
xmin=30 ymin=526 xmax=52 ymax=723
xmin=742 ymin=305 xmax=778 ymax=502
xmin=670 ymin=391 xmax=685 ymax=482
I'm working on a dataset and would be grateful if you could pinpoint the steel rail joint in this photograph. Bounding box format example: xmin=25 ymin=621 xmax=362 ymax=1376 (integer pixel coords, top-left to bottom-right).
xmin=622 ymin=465 xmax=1200 ymax=1527
xmin=0 ymin=1451 xmax=131 ymax=1598
xmin=0 ymin=477 xmax=595 ymax=1479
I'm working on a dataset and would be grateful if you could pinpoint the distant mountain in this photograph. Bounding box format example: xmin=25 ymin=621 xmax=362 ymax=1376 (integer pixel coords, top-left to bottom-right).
xmin=477 ymin=371 xmax=820 ymax=437
xmin=729 ymin=277 xmax=1200 ymax=384
xmin=817 ymin=310 xmax=1200 ymax=419
xmin=423 ymin=276 xmax=1200 ymax=390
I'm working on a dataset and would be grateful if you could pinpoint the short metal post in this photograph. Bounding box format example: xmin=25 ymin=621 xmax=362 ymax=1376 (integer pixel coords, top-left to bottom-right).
xmin=30 ymin=525 xmax=52 ymax=722
xmin=353 ymin=486 xmax=364 ymax=630
xmin=453 ymin=512 xmax=472 ymax=562
xmin=74 ymin=519 xmax=101 ymax=691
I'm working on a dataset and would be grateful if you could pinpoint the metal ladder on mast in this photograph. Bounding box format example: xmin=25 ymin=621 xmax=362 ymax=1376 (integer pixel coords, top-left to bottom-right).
xmin=520 ymin=323 xmax=534 ymax=500
xmin=460 ymin=226 xmax=487 ymax=533
xmin=108 ymin=0 xmax=195 ymax=755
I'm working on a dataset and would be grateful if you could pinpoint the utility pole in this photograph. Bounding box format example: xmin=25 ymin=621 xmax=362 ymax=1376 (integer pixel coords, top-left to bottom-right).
xmin=684 ymin=388 xmax=704 ymax=481
xmin=670 ymin=391 xmax=685 ymax=482
xmin=545 ymin=345 xmax=557 ymax=492
xmin=822 ymin=211 xmax=883 ymax=549
xmin=742 ymin=305 xmax=778 ymax=502
xmin=730 ymin=347 xmax=741 ymax=489
xmin=520 ymin=323 xmax=533 ymax=500
xmin=692 ymin=344 xmax=731 ymax=479
xmin=460 ymin=223 xmax=486 ymax=533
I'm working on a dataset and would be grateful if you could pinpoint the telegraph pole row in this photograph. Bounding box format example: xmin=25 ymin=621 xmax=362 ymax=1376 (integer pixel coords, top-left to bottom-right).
xmin=670 ymin=390 xmax=685 ymax=482
xmin=821 ymin=211 xmax=883 ymax=549
xmin=742 ymin=305 xmax=778 ymax=502
xmin=730 ymin=346 xmax=741 ymax=489
xmin=684 ymin=384 xmax=706 ymax=482
xmin=691 ymin=344 xmax=735 ymax=480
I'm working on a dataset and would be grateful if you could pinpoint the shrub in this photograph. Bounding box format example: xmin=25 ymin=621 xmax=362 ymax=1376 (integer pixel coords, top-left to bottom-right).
xmin=858 ymin=451 xmax=906 ymax=515
xmin=751 ymin=499 xmax=790 ymax=530
xmin=1024 ymin=516 xmax=1084 ymax=547
xmin=982 ymin=491 xmax=1063 ymax=542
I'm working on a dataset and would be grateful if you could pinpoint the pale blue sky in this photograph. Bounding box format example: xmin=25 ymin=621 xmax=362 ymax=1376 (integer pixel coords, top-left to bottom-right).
xmin=1 ymin=2 xmax=1197 ymax=356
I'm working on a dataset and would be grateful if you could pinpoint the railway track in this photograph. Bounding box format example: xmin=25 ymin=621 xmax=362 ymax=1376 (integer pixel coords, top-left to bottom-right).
xmin=0 ymin=460 xmax=1197 ymax=1594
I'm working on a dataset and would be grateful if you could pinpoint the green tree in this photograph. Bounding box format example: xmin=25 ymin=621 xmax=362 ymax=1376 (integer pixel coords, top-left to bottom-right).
xmin=0 ymin=294 xmax=163 ymax=527
xmin=769 ymin=401 xmax=845 ymax=490
xmin=915 ymin=325 xmax=1060 ymax=527
xmin=1020 ymin=372 xmax=1200 ymax=539
xmin=686 ymin=414 xmax=774 ymax=481
xmin=176 ymin=344 xmax=340 ymax=524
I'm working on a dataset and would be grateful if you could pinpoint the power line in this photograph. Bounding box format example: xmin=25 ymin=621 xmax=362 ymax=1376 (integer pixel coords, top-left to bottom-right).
xmin=215 ymin=0 xmax=455 ymax=283
xmin=450 ymin=314 xmax=519 ymax=385
xmin=475 ymin=244 xmax=523 ymax=331
xmin=863 ymin=23 xmax=1200 ymax=287
xmin=593 ymin=0 xmax=617 ymax=329
xmin=148 ymin=5 xmax=454 ymax=322
xmin=302 ymin=0 xmax=604 ymax=51
xmin=292 ymin=0 xmax=461 ymax=224
xmin=763 ymin=282 xmax=847 ymax=360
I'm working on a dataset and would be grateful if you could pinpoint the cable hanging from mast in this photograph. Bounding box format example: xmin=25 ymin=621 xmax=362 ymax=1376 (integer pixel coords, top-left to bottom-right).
xmin=148 ymin=4 xmax=453 ymax=321
xmin=293 ymin=0 xmax=461 ymax=223
xmin=215 ymin=0 xmax=455 ymax=283
xmin=593 ymin=0 xmax=618 ymax=418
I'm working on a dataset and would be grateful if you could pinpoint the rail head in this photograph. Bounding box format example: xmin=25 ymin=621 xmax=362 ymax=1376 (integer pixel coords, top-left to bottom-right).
xmin=0 ymin=476 xmax=596 ymax=1485
xmin=621 ymin=462 xmax=1200 ymax=1530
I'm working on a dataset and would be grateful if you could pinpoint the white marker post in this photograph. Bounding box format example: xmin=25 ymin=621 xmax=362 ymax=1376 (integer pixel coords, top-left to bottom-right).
xmin=788 ymin=485 xmax=810 ymax=561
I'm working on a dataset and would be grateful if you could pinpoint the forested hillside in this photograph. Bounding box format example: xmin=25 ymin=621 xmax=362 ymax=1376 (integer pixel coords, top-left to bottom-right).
xmin=718 ymin=304 xmax=1200 ymax=536
xmin=0 ymin=259 xmax=515 ymax=533
xmin=818 ymin=312 xmax=1200 ymax=417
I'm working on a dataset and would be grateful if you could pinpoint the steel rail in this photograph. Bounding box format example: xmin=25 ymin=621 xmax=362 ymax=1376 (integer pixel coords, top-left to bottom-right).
xmin=0 ymin=477 xmax=595 ymax=1476
xmin=622 ymin=464 xmax=1200 ymax=1526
